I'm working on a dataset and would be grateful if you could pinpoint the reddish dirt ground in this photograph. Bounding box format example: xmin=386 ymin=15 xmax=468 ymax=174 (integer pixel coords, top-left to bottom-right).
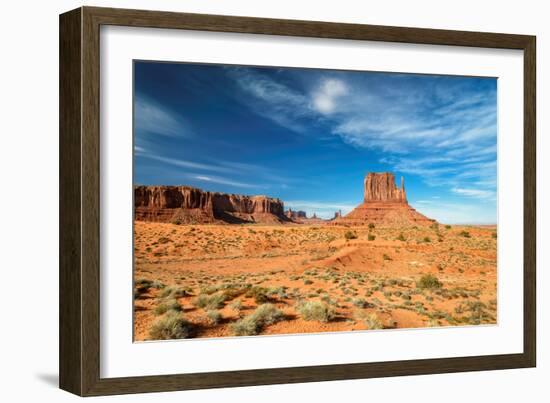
xmin=133 ymin=221 xmax=497 ymax=341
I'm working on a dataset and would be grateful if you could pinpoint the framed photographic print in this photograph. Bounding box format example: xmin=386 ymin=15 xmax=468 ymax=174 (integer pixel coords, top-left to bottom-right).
xmin=59 ymin=6 xmax=536 ymax=396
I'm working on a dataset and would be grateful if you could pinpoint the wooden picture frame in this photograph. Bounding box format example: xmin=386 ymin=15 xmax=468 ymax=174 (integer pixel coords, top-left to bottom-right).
xmin=59 ymin=6 xmax=536 ymax=396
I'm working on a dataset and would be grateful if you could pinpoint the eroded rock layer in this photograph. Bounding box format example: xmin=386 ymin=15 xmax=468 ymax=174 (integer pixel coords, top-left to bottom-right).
xmin=135 ymin=186 xmax=288 ymax=224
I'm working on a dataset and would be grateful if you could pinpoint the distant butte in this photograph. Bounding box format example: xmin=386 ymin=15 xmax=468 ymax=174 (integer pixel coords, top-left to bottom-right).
xmin=335 ymin=172 xmax=435 ymax=226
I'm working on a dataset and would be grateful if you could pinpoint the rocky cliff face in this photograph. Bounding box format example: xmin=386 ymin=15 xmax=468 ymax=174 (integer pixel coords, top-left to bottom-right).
xmin=364 ymin=172 xmax=407 ymax=203
xmin=135 ymin=186 xmax=287 ymax=224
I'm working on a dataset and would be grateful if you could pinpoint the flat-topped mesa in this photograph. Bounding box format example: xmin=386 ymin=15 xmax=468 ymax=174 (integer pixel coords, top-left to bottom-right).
xmin=364 ymin=172 xmax=407 ymax=203
xmin=135 ymin=185 xmax=288 ymax=224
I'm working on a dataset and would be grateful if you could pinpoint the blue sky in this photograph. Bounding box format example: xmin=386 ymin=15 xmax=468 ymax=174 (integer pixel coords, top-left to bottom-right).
xmin=134 ymin=61 xmax=497 ymax=224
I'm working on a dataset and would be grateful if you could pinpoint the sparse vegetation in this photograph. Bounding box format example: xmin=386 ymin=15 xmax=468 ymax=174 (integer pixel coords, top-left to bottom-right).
xmin=207 ymin=310 xmax=222 ymax=325
xmin=194 ymin=292 xmax=227 ymax=310
xmin=344 ymin=231 xmax=358 ymax=240
xmin=297 ymin=301 xmax=336 ymax=322
xmin=416 ymin=274 xmax=442 ymax=290
xmin=134 ymin=217 xmax=497 ymax=340
xmin=459 ymin=230 xmax=471 ymax=238
xmin=231 ymin=304 xmax=284 ymax=336
xmin=149 ymin=311 xmax=194 ymax=340
xmin=154 ymin=298 xmax=181 ymax=315
xmin=160 ymin=285 xmax=193 ymax=298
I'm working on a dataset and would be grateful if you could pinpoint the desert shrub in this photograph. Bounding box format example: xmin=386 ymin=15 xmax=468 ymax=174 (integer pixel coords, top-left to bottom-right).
xmin=423 ymin=236 xmax=431 ymax=243
xmin=153 ymin=298 xmax=182 ymax=316
xmin=229 ymin=299 xmax=243 ymax=311
xmin=352 ymin=298 xmax=369 ymax=308
xmin=194 ymin=292 xmax=227 ymax=310
xmin=231 ymin=304 xmax=284 ymax=336
xmin=396 ymin=233 xmax=406 ymax=241
xmin=136 ymin=279 xmax=165 ymax=292
xmin=492 ymin=232 xmax=497 ymax=239
xmin=368 ymin=223 xmax=375 ymax=229
xmin=459 ymin=230 xmax=471 ymax=238
xmin=368 ymin=234 xmax=376 ymax=241
xmin=445 ymin=224 xmax=451 ymax=229
xmin=344 ymin=231 xmax=358 ymax=240
xmin=160 ymin=285 xmax=193 ymax=299
xmin=416 ymin=274 xmax=442 ymax=290
xmin=364 ymin=313 xmax=383 ymax=330
xmin=158 ymin=237 xmax=172 ymax=244
xmin=303 ymin=279 xmax=314 ymax=285
xmin=149 ymin=311 xmax=194 ymax=340
xmin=297 ymin=301 xmax=336 ymax=322
xmin=383 ymin=254 xmax=392 ymax=261
xmin=206 ymin=310 xmax=222 ymax=325
xmin=245 ymin=286 xmax=271 ymax=303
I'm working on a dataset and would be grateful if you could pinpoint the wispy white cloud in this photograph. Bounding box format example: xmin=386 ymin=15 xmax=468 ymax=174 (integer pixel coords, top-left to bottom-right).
xmin=191 ymin=174 xmax=261 ymax=189
xmin=451 ymin=187 xmax=496 ymax=199
xmin=139 ymin=153 xmax=229 ymax=173
xmin=135 ymin=96 xmax=191 ymax=137
xmin=228 ymin=68 xmax=313 ymax=133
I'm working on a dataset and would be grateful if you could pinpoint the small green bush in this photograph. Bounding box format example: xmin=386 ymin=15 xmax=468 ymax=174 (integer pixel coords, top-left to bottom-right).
xmin=352 ymin=298 xmax=369 ymax=308
xmin=423 ymin=236 xmax=431 ymax=243
xmin=194 ymin=292 xmax=227 ymax=310
xmin=297 ymin=301 xmax=336 ymax=322
xmin=160 ymin=285 xmax=192 ymax=298
xmin=416 ymin=274 xmax=442 ymax=290
xmin=396 ymin=233 xmax=406 ymax=241
xmin=459 ymin=230 xmax=471 ymax=238
xmin=368 ymin=223 xmax=375 ymax=229
xmin=344 ymin=231 xmax=358 ymax=240
xmin=154 ymin=298 xmax=182 ymax=315
xmin=231 ymin=304 xmax=284 ymax=336
xmin=383 ymin=254 xmax=392 ymax=261
xmin=368 ymin=234 xmax=376 ymax=241
xmin=206 ymin=310 xmax=222 ymax=325
xmin=229 ymin=299 xmax=242 ymax=311
xmin=245 ymin=286 xmax=271 ymax=303
xmin=364 ymin=313 xmax=383 ymax=330
xmin=149 ymin=311 xmax=194 ymax=340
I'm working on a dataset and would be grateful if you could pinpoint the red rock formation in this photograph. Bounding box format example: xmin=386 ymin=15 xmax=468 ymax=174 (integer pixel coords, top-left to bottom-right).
xmin=285 ymin=209 xmax=307 ymax=220
xmin=364 ymin=172 xmax=407 ymax=203
xmin=335 ymin=172 xmax=435 ymax=226
xmin=135 ymin=185 xmax=288 ymax=224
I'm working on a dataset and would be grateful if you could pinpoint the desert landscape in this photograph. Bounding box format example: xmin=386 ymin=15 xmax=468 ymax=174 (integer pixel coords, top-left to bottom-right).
xmin=133 ymin=173 xmax=497 ymax=341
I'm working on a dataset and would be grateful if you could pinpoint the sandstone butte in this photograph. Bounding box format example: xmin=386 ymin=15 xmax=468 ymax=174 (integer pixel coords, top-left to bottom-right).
xmin=134 ymin=172 xmax=435 ymax=226
xmin=333 ymin=172 xmax=435 ymax=226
